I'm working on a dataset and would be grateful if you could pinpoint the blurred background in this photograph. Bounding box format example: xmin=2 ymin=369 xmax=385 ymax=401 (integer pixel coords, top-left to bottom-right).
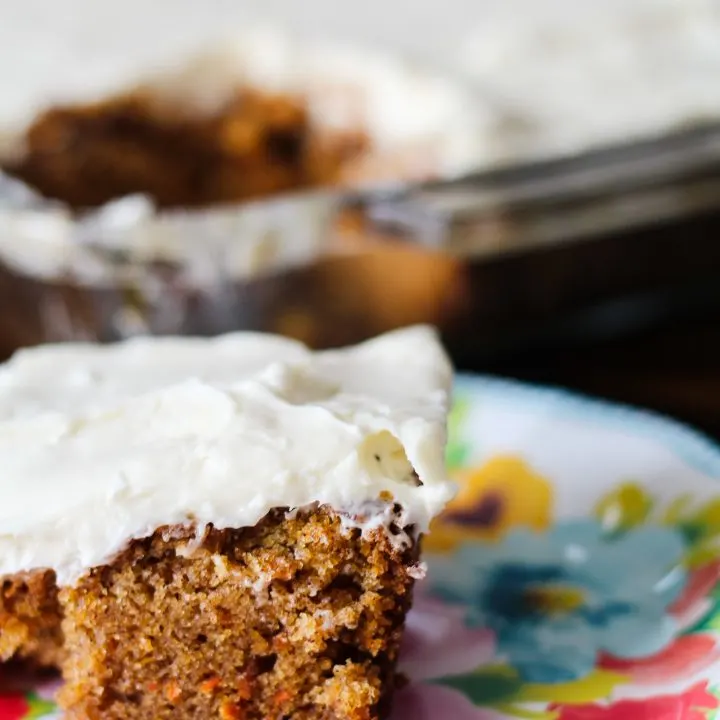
xmin=1 ymin=0 xmax=720 ymax=435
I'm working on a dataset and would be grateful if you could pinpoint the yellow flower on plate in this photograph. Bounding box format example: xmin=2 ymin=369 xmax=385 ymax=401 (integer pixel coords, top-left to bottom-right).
xmin=455 ymin=665 xmax=629 ymax=718
xmin=594 ymin=482 xmax=653 ymax=533
xmin=425 ymin=455 xmax=553 ymax=552
xmin=510 ymin=668 xmax=629 ymax=705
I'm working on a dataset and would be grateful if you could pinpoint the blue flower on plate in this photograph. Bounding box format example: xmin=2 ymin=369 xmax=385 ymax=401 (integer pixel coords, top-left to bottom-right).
xmin=427 ymin=521 xmax=688 ymax=684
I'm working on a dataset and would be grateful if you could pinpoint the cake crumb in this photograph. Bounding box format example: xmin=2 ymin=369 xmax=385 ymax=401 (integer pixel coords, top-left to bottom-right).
xmin=56 ymin=507 xmax=418 ymax=719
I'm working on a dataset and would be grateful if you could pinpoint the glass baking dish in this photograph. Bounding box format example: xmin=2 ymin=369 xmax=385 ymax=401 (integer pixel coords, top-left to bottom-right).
xmin=2 ymin=121 xmax=720 ymax=364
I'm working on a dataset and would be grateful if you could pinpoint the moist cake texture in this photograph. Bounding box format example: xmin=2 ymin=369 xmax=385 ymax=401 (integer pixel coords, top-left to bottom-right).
xmin=0 ymin=326 xmax=454 ymax=719
xmin=0 ymin=570 xmax=63 ymax=668
xmin=60 ymin=509 xmax=418 ymax=720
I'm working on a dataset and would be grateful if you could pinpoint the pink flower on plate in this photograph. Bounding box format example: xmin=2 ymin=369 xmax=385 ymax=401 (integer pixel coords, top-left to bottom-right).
xmin=599 ymin=633 xmax=720 ymax=685
xmin=391 ymin=683 xmax=507 ymax=720
xmin=398 ymin=590 xmax=496 ymax=682
xmin=390 ymin=586 xmax=501 ymax=720
xmin=551 ymin=681 xmax=719 ymax=720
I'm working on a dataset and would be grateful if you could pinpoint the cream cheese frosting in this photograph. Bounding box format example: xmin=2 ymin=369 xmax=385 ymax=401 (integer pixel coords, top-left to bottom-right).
xmin=0 ymin=182 xmax=340 ymax=285
xmin=0 ymin=326 xmax=454 ymax=585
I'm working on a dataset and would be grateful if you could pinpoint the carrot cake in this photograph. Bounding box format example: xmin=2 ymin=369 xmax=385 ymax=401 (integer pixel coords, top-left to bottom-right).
xmin=0 ymin=325 xmax=455 ymax=719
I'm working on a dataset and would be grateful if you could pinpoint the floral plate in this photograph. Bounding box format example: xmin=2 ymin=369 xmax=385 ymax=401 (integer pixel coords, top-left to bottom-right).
xmin=4 ymin=374 xmax=720 ymax=720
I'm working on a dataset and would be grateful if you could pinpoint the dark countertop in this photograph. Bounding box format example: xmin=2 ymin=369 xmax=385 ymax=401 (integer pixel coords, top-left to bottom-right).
xmin=456 ymin=302 xmax=720 ymax=441
xmin=437 ymin=205 xmax=720 ymax=441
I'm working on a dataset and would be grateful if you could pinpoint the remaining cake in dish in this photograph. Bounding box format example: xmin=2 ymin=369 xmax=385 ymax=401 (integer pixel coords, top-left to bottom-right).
xmin=0 ymin=31 xmax=485 ymax=360
xmin=0 ymin=326 xmax=454 ymax=719
xmin=0 ymin=31 xmax=486 ymax=210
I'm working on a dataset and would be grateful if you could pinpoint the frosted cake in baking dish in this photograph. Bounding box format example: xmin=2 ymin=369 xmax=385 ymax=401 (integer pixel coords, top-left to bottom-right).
xmin=0 ymin=31 xmax=487 ymax=210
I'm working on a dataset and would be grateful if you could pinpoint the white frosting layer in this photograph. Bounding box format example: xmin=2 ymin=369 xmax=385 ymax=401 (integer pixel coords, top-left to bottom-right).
xmin=0 ymin=183 xmax=340 ymax=285
xmin=0 ymin=326 xmax=454 ymax=585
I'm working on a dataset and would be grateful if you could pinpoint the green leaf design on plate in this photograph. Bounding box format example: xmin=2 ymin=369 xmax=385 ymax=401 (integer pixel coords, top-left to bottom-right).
xmin=436 ymin=665 xmax=523 ymax=706
xmin=446 ymin=396 xmax=472 ymax=470
xmin=25 ymin=693 xmax=57 ymax=720
xmin=492 ymin=705 xmax=558 ymax=720
xmin=594 ymin=481 xmax=653 ymax=534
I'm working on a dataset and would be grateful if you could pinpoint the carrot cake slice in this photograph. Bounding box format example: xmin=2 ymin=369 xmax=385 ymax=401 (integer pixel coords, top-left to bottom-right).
xmin=0 ymin=325 xmax=454 ymax=720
